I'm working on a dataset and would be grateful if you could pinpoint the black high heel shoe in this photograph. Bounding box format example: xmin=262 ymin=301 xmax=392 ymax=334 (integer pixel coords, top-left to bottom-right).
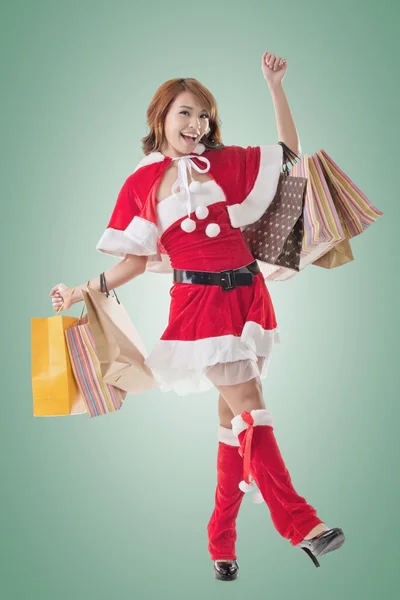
xmin=214 ymin=560 xmax=239 ymax=581
xmin=296 ymin=527 xmax=345 ymax=568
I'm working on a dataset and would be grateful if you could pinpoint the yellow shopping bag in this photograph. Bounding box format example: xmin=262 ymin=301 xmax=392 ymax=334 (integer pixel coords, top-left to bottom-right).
xmin=32 ymin=288 xmax=86 ymax=417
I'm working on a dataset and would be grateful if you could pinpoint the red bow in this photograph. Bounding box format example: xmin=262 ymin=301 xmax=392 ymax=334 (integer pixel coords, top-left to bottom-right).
xmin=238 ymin=411 xmax=254 ymax=485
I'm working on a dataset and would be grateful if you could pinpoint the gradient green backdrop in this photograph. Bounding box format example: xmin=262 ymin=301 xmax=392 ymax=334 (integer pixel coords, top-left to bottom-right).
xmin=1 ymin=0 xmax=398 ymax=598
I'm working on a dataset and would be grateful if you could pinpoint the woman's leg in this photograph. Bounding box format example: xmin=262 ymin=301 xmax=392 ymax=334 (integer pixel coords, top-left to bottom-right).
xmin=207 ymin=393 xmax=245 ymax=562
xmin=217 ymin=392 xmax=236 ymax=429
xmin=214 ymin=377 xmax=328 ymax=545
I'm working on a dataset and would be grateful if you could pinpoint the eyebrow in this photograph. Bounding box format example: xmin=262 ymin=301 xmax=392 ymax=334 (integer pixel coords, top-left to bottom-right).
xmin=179 ymin=105 xmax=209 ymax=112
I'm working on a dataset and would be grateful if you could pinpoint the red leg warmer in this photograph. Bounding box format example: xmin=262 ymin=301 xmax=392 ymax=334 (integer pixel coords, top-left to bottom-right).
xmin=232 ymin=409 xmax=324 ymax=547
xmin=207 ymin=426 xmax=245 ymax=561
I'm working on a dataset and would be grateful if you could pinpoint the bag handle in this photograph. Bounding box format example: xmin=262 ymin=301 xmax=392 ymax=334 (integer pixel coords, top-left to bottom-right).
xmin=278 ymin=141 xmax=300 ymax=176
xmin=55 ymin=287 xmax=75 ymax=315
xmin=79 ymin=281 xmax=91 ymax=319
xmin=55 ymin=282 xmax=90 ymax=319
xmin=100 ymin=272 xmax=120 ymax=305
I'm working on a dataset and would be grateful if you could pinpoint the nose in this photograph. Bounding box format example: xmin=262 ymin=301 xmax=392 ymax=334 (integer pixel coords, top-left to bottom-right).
xmin=189 ymin=117 xmax=201 ymax=130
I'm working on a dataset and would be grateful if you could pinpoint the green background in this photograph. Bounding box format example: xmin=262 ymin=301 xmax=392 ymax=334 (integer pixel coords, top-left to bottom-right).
xmin=1 ymin=0 xmax=398 ymax=598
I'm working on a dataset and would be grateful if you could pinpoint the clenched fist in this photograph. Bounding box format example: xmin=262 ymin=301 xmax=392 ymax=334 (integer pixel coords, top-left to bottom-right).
xmin=261 ymin=50 xmax=287 ymax=88
xmin=49 ymin=283 xmax=73 ymax=313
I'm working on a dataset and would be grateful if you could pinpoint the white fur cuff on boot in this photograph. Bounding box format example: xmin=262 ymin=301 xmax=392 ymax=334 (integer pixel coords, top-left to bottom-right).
xmin=231 ymin=409 xmax=274 ymax=438
xmin=218 ymin=425 xmax=240 ymax=447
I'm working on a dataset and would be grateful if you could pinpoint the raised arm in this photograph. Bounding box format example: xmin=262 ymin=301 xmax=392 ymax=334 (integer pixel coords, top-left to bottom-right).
xmin=261 ymin=50 xmax=301 ymax=156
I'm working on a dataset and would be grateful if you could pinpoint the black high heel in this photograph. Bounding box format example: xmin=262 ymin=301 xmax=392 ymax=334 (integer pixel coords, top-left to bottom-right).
xmin=214 ymin=560 xmax=239 ymax=581
xmin=296 ymin=527 xmax=345 ymax=568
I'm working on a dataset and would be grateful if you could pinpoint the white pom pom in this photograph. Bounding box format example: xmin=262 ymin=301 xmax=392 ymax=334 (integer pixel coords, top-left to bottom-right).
xmin=189 ymin=180 xmax=203 ymax=193
xmin=239 ymin=480 xmax=254 ymax=493
xmin=195 ymin=205 xmax=209 ymax=220
xmin=181 ymin=218 xmax=196 ymax=233
xmin=205 ymin=223 xmax=220 ymax=238
xmin=252 ymin=491 xmax=264 ymax=504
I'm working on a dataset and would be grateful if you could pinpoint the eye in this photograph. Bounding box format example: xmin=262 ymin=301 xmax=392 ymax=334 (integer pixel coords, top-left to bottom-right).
xmin=179 ymin=111 xmax=209 ymax=119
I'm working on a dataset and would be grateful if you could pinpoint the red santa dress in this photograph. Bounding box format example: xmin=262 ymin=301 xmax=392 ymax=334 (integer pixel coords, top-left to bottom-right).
xmin=96 ymin=142 xmax=283 ymax=395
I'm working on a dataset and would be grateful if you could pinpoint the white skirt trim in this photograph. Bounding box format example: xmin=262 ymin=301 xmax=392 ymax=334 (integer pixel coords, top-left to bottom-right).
xmin=144 ymin=321 xmax=280 ymax=396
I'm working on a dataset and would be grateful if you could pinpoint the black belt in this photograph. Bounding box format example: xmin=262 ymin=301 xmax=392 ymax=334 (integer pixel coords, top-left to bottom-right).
xmin=173 ymin=260 xmax=260 ymax=291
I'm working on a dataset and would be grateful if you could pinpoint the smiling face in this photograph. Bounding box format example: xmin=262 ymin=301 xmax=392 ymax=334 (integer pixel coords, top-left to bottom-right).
xmin=161 ymin=91 xmax=210 ymax=157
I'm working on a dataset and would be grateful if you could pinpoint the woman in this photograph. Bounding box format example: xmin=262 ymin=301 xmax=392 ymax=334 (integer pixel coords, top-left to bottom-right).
xmin=50 ymin=51 xmax=345 ymax=580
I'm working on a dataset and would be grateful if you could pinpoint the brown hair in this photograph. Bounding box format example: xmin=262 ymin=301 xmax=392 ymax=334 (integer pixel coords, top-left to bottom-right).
xmin=141 ymin=78 xmax=225 ymax=156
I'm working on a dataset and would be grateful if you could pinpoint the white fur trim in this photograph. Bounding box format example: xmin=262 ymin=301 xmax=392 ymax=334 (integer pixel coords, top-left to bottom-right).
xmin=124 ymin=216 xmax=158 ymax=254
xmin=156 ymin=180 xmax=224 ymax=234
xmin=227 ymin=144 xmax=283 ymax=228
xmin=96 ymin=230 xmax=172 ymax=272
xmin=133 ymin=152 xmax=165 ymax=172
xmin=144 ymin=322 xmax=280 ymax=395
xmin=231 ymin=409 xmax=274 ymax=438
xmin=133 ymin=143 xmax=206 ymax=172
xmin=96 ymin=217 xmax=158 ymax=258
xmin=218 ymin=425 xmax=240 ymax=446
xmin=96 ymin=228 xmax=138 ymax=258
xmin=145 ymin=321 xmax=280 ymax=372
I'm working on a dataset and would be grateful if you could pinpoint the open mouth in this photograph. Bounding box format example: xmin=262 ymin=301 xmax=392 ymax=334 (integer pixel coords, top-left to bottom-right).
xmin=181 ymin=133 xmax=198 ymax=144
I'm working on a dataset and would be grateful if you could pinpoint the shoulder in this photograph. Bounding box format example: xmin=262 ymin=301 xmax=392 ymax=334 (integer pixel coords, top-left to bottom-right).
xmin=121 ymin=153 xmax=170 ymax=194
xmin=133 ymin=151 xmax=166 ymax=173
xmin=202 ymin=145 xmax=262 ymax=175
xmin=201 ymin=145 xmax=249 ymax=168
xmin=204 ymin=144 xmax=263 ymax=164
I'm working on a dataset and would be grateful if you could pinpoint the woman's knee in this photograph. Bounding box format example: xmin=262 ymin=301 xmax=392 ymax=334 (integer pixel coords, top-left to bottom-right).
xmin=215 ymin=377 xmax=265 ymax=417
xmin=218 ymin=393 xmax=235 ymax=429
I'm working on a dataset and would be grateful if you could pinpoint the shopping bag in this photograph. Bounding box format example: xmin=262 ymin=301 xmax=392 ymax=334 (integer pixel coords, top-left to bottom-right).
xmin=65 ymin=311 xmax=127 ymax=418
xmin=266 ymin=148 xmax=383 ymax=280
xmin=242 ymin=171 xmax=306 ymax=271
xmin=32 ymin=289 xmax=86 ymax=416
xmin=312 ymin=238 xmax=354 ymax=269
xmin=315 ymin=149 xmax=383 ymax=238
xmin=263 ymin=152 xmax=348 ymax=281
xmin=311 ymin=149 xmax=382 ymax=271
xmin=273 ymin=198 xmax=305 ymax=271
xmin=81 ymin=283 xmax=157 ymax=395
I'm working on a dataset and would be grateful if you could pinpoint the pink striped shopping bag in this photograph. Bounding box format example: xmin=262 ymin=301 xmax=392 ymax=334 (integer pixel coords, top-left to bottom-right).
xmin=262 ymin=148 xmax=383 ymax=281
xmin=65 ymin=314 xmax=126 ymax=418
xmin=315 ymin=149 xmax=383 ymax=238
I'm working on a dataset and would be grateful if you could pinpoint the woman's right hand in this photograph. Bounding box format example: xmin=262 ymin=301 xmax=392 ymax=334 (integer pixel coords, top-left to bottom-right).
xmin=49 ymin=283 xmax=74 ymax=313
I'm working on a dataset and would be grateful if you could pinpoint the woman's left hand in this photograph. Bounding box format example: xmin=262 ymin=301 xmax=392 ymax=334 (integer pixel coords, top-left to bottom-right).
xmin=261 ymin=51 xmax=287 ymax=89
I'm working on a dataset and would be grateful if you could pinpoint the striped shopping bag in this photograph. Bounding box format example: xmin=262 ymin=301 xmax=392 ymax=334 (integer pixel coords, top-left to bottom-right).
xmin=65 ymin=313 xmax=126 ymax=418
xmin=263 ymin=149 xmax=383 ymax=281
xmin=315 ymin=149 xmax=383 ymax=238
